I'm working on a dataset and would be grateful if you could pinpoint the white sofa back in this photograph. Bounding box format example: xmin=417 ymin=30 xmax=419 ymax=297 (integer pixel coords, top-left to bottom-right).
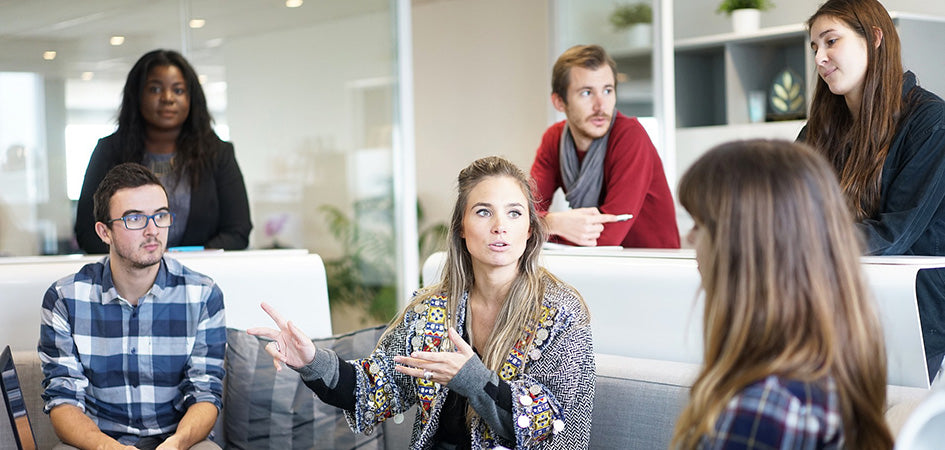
xmin=422 ymin=249 xmax=944 ymax=388
xmin=0 ymin=249 xmax=333 ymax=353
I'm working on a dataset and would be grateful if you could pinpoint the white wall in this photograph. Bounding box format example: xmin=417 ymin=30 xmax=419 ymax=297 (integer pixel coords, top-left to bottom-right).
xmin=412 ymin=0 xmax=551 ymax=227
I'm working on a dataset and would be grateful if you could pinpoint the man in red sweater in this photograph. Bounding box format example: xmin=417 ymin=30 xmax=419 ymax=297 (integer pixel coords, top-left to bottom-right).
xmin=531 ymin=45 xmax=679 ymax=248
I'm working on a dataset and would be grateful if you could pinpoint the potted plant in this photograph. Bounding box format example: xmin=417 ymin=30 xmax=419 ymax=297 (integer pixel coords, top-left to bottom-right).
xmin=716 ymin=0 xmax=774 ymax=34
xmin=609 ymin=3 xmax=653 ymax=48
xmin=319 ymin=196 xmax=447 ymax=331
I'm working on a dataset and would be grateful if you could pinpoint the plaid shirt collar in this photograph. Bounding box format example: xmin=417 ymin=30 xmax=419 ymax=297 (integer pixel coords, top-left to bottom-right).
xmin=97 ymin=255 xmax=170 ymax=306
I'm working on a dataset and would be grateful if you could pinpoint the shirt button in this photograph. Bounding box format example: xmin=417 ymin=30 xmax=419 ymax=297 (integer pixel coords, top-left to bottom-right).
xmin=553 ymin=419 xmax=565 ymax=434
xmin=131 ymin=348 xmax=136 ymax=354
xmin=517 ymin=415 xmax=531 ymax=428
xmin=519 ymin=394 xmax=533 ymax=406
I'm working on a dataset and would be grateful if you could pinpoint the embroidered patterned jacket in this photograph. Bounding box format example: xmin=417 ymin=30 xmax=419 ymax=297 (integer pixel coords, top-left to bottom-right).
xmin=343 ymin=276 xmax=595 ymax=449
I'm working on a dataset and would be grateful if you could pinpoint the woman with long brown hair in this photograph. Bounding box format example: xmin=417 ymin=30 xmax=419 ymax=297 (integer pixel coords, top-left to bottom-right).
xmin=249 ymin=156 xmax=595 ymax=449
xmin=798 ymin=0 xmax=945 ymax=381
xmin=673 ymin=140 xmax=892 ymax=449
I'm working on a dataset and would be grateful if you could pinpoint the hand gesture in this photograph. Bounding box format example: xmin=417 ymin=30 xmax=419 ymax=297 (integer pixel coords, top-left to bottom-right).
xmin=544 ymin=207 xmax=618 ymax=246
xmin=247 ymin=302 xmax=317 ymax=370
xmin=155 ymin=435 xmax=182 ymax=450
xmin=393 ymin=328 xmax=475 ymax=385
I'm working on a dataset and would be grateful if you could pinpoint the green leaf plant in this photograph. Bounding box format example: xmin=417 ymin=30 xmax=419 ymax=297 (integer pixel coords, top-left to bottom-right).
xmin=716 ymin=0 xmax=775 ymax=15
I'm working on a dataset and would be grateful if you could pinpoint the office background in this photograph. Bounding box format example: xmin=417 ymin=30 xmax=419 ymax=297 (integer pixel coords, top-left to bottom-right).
xmin=2 ymin=0 xmax=944 ymax=327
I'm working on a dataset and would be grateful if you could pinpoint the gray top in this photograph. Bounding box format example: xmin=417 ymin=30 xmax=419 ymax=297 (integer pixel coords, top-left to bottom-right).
xmin=143 ymin=152 xmax=191 ymax=248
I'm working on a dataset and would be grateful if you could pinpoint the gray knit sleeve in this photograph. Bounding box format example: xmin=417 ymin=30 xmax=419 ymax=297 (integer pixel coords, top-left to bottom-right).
xmin=448 ymin=354 xmax=516 ymax=440
xmin=294 ymin=347 xmax=341 ymax=388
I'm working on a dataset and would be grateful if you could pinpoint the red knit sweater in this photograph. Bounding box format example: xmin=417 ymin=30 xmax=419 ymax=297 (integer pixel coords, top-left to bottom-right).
xmin=530 ymin=112 xmax=680 ymax=248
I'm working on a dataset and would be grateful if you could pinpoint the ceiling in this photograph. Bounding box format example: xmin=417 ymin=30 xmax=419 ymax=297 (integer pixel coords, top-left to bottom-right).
xmin=0 ymin=0 xmax=393 ymax=83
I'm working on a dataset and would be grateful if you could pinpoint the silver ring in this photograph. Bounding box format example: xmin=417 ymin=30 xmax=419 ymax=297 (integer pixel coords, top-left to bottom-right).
xmin=423 ymin=370 xmax=433 ymax=381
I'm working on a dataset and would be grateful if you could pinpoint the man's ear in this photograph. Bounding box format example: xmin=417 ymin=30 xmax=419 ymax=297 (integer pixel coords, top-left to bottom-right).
xmin=872 ymin=26 xmax=884 ymax=49
xmin=95 ymin=222 xmax=113 ymax=247
xmin=551 ymin=93 xmax=567 ymax=113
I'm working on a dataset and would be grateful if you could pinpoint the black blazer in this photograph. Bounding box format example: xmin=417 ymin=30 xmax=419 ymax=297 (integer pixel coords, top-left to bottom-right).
xmin=74 ymin=133 xmax=252 ymax=253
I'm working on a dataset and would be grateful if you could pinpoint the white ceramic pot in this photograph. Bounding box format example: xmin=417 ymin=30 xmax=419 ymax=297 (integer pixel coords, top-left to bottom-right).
xmin=626 ymin=23 xmax=652 ymax=48
xmin=731 ymin=8 xmax=761 ymax=34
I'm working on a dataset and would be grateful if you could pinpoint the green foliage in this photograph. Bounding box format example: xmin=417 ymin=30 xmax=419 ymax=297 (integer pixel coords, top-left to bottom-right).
xmin=417 ymin=201 xmax=448 ymax=264
xmin=609 ymin=3 xmax=653 ymax=30
xmin=319 ymin=196 xmax=447 ymax=324
xmin=716 ymin=0 xmax=774 ymax=15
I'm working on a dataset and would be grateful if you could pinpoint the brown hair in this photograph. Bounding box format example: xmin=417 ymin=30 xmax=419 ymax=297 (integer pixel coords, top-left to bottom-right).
xmin=673 ymin=140 xmax=892 ymax=449
xmin=93 ymin=162 xmax=166 ymax=225
xmin=804 ymin=0 xmax=903 ymax=220
xmin=551 ymin=44 xmax=617 ymax=103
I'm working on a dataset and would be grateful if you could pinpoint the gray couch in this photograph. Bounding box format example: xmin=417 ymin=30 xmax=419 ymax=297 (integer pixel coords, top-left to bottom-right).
xmin=2 ymin=329 xmax=930 ymax=449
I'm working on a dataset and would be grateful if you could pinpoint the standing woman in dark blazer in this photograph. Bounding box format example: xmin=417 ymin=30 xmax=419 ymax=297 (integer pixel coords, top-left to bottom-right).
xmin=798 ymin=0 xmax=945 ymax=381
xmin=75 ymin=49 xmax=252 ymax=253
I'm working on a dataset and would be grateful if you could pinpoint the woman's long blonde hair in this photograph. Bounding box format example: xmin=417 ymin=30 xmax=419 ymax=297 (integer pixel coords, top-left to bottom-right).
xmin=672 ymin=140 xmax=892 ymax=449
xmin=387 ymin=156 xmax=580 ymax=371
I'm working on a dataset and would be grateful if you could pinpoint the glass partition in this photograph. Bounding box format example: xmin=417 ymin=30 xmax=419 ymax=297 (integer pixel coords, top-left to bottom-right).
xmin=553 ymin=0 xmax=659 ymax=143
xmin=0 ymin=0 xmax=410 ymax=332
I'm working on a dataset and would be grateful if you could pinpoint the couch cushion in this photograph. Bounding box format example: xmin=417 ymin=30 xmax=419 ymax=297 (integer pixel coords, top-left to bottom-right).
xmin=224 ymin=326 xmax=387 ymax=450
xmin=590 ymin=354 xmax=698 ymax=450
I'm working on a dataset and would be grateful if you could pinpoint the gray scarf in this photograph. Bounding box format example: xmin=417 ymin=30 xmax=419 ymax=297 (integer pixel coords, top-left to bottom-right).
xmin=559 ymin=110 xmax=616 ymax=208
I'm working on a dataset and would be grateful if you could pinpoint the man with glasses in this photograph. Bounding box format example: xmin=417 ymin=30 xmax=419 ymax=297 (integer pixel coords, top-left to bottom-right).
xmin=39 ymin=163 xmax=225 ymax=449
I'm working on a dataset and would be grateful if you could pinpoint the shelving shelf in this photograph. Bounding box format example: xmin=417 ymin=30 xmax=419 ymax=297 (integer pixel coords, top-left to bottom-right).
xmin=675 ymin=23 xmax=811 ymax=129
xmin=670 ymin=12 xmax=945 ymax=177
xmin=610 ymin=45 xmax=655 ymax=118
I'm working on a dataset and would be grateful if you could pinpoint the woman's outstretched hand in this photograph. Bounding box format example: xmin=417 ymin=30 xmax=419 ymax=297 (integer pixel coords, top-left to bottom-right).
xmin=393 ymin=327 xmax=474 ymax=385
xmin=247 ymin=302 xmax=317 ymax=371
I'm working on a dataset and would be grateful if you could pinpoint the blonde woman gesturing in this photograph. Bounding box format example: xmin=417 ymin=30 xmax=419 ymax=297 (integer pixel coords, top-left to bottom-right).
xmin=250 ymin=156 xmax=595 ymax=449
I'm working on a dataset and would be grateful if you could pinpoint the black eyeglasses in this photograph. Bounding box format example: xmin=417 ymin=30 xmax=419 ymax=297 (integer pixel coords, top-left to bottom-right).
xmin=107 ymin=212 xmax=175 ymax=230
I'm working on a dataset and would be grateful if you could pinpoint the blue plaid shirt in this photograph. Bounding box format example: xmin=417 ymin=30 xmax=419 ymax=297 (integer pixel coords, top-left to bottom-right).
xmin=39 ymin=256 xmax=226 ymax=442
xmin=701 ymin=375 xmax=843 ymax=449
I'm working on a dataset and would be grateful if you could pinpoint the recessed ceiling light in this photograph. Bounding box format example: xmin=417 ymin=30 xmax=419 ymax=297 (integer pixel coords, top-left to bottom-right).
xmin=198 ymin=74 xmax=208 ymax=84
xmin=81 ymin=72 xmax=94 ymax=81
xmin=189 ymin=19 xmax=206 ymax=29
xmin=43 ymin=51 xmax=56 ymax=61
xmin=286 ymin=0 xmax=303 ymax=8
xmin=110 ymin=36 xmax=125 ymax=46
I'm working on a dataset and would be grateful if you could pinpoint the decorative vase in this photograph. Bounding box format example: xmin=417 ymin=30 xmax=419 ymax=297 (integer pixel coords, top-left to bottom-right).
xmin=731 ymin=8 xmax=761 ymax=34
xmin=625 ymin=23 xmax=652 ymax=48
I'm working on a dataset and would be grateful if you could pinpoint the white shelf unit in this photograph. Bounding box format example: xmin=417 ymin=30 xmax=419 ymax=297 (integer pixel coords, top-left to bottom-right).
xmin=674 ymin=23 xmax=810 ymax=129
xmin=610 ymin=46 xmax=655 ymax=118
